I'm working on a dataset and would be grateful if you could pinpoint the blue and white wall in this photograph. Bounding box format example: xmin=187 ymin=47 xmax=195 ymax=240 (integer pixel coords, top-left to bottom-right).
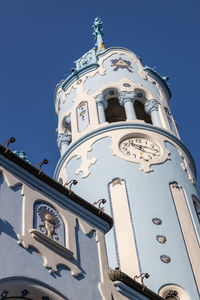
xmin=55 ymin=47 xmax=200 ymax=299
xmin=0 ymin=153 xmax=128 ymax=300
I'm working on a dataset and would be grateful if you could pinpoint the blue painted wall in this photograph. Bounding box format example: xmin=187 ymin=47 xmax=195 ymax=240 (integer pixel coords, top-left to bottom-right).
xmin=62 ymin=130 xmax=200 ymax=299
xmin=0 ymin=172 xmax=103 ymax=300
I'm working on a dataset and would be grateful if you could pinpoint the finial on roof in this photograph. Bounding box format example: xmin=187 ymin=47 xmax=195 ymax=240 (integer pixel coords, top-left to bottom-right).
xmin=92 ymin=17 xmax=105 ymax=52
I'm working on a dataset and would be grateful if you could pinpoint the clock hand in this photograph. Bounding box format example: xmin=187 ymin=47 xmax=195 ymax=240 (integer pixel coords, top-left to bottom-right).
xmin=139 ymin=144 xmax=158 ymax=152
xmin=130 ymin=142 xmax=158 ymax=153
xmin=130 ymin=142 xmax=143 ymax=150
xmin=129 ymin=142 xmax=159 ymax=155
xmin=140 ymin=147 xmax=158 ymax=154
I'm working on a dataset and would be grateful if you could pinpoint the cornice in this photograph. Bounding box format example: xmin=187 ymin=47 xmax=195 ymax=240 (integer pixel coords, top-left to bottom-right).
xmin=54 ymin=122 xmax=196 ymax=180
xmin=143 ymin=66 xmax=172 ymax=99
xmin=109 ymin=269 xmax=164 ymax=300
xmin=54 ymin=46 xmax=142 ymax=109
xmin=0 ymin=145 xmax=113 ymax=233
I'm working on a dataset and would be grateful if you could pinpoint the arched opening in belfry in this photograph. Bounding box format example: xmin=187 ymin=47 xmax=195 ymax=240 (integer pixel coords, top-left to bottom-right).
xmin=105 ymin=98 xmax=126 ymax=123
xmin=134 ymin=100 xmax=152 ymax=124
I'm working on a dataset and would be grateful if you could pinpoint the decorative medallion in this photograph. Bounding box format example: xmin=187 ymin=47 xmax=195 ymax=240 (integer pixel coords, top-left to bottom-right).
xmin=137 ymin=92 xmax=143 ymax=98
xmin=163 ymin=290 xmax=179 ymax=299
xmin=152 ymin=218 xmax=162 ymax=225
xmin=0 ymin=289 xmax=49 ymax=300
xmin=111 ymin=57 xmax=133 ymax=72
xmin=156 ymin=235 xmax=166 ymax=244
xmin=123 ymin=83 xmax=131 ymax=87
xmin=160 ymin=255 xmax=171 ymax=264
xmin=37 ymin=205 xmax=61 ymax=241
xmin=109 ymin=90 xmax=115 ymax=96
xmin=76 ymin=79 xmax=82 ymax=85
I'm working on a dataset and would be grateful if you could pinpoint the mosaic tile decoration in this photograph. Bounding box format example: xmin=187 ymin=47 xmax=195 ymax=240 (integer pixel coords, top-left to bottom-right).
xmin=152 ymin=218 xmax=162 ymax=225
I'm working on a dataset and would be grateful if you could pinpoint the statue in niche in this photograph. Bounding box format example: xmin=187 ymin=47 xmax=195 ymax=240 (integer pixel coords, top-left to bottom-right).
xmin=38 ymin=206 xmax=61 ymax=241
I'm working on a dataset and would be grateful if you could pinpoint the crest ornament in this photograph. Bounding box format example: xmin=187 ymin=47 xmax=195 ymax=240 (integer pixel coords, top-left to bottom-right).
xmin=123 ymin=83 xmax=131 ymax=87
xmin=137 ymin=92 xmax=143 ymax=98
xmin=111 ymin=57 xmax=133 ymax=72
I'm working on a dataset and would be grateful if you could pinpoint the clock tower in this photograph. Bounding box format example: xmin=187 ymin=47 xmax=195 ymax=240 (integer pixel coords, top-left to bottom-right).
xmin=54 ymin=17 xmax=200 ymax=299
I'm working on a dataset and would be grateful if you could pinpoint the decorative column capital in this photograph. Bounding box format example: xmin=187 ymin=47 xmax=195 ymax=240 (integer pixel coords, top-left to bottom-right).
xmin=95 ymin=93 xmax=108 ymax=109
xmin=144 ymin=99 xmax=160 ymax=115
xmin=118 ymin=91 xmax=136 ymax=106
xmin=64 ymin=113 xmax=71 ymax=128
xmin=57 ymin=133 xmax=72 ymax=151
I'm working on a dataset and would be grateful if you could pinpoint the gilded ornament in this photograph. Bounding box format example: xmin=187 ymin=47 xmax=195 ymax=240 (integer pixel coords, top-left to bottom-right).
xmin=156 ymin=235 xmax=166 ymax=244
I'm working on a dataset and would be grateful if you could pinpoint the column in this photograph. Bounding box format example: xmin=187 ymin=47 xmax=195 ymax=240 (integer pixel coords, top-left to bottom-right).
xmin=57 ymin=132 xmax=72 ymax=156
xmin=144 ymin=99 xmax=162 ymax=127
xmin=118 ymin=91 xmax=136 ymax=120
xmin=95 ymin=93 xmax=108 ymax=124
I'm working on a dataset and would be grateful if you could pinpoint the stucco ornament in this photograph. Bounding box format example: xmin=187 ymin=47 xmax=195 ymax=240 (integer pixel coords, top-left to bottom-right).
xmin=144 ymin=99 xmax=160 ymax=114
xmin=95 ymin=93 xmax=108 ymax=109
xmin=57 ymin=133 xmax=72 ymax=151
xmin=75 ymin=48 xmax=97 ymax=71
xmin=76 ymin=156 xmax=97 ymax=178
xmin=179 ymin=150 xmax=195 ymax=184
xmin=0 ymin=166 xmax=83 ymax=276
xmin=111 ymin=57 xmax=133 ymax=72
xmin=17 ymin=183 xmax=82 ymax=276
xmin=118 ymin=91 xmax=136 ymax=106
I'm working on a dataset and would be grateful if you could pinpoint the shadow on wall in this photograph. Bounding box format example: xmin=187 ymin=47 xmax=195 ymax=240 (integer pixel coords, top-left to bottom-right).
xmin=0 ymin=218 xmax=18 ymax=240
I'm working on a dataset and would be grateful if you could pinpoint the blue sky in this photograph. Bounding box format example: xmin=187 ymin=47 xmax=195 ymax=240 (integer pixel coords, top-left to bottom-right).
xmin=0 ymin=0 xmax=200 ymax=181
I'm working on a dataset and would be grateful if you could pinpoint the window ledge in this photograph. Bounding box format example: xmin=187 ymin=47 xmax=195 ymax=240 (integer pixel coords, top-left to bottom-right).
xmin=29 ymin=229 xmax=73 ymax=259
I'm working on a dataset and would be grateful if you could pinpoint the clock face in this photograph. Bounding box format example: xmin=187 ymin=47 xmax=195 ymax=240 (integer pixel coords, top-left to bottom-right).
xmin=119 ymin=137 xmax=160 ymax=162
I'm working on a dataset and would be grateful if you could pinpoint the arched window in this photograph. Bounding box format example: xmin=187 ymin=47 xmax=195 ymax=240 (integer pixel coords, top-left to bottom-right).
xmin=134 ymin=100 xmax=152 ymax=124
xmin=192 ymin=195 xmax=200 ymax=222
xmin=105 ymin=98 xmax=126 ymax=123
